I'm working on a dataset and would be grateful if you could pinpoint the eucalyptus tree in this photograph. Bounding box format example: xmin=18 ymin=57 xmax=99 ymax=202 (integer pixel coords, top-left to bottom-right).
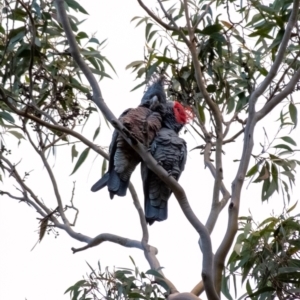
xmin=1 ymin=0 xmax=300 ymax=299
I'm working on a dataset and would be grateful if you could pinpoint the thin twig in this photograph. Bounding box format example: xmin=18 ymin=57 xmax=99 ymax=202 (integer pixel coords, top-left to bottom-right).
xmin=220 ymin=128 xmax=244 ymax=146
xmin=203 ymin=143 xmax=231 ymax=233
xmin=137 ymin=0 xmax=176 ymax=31
xmin=183 ymin=0 xmax=224 ymax=228
xmin=16 ymin=0 xmax=36 ymax=103
xmin=257 ymin=67 xmax=300 ymax=121
xmin=247 ymin=0 xmax=300 ymax=106
xmin=65 ymin=181 xmax=79 ymax=226
xmin=193 ymin=0 xmax=215 ymax=30
xmin=158 ymin=0 xmax=191 ymax=46
xmin=0 ymin=152 xmax=53 ymax=216
xmin=24 ymin=124 xmax=70 ymax=226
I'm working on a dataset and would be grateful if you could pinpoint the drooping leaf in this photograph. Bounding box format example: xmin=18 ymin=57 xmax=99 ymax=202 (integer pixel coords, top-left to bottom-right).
xmin=145 ymin=23 xmax=153 ymax=40
xmin=8 ymin=130 xmax=25 ymax=140
xmin=101 ymin=158 xmax=107 ymax=176
xmin=70 ymin=77 xmax=90 ymax=93
xmin=253 ymin=163 xmax=269 ymax=182
xmin=128 ymin=292 xmax=147 ymax=299
xmin=70 ymin=147 xmax=90 ymax=175
xmin=196 ymin=102 xmax=205 ymax=123
xmin=76 ymin=31 xmax=89 ymax=39
xmin=273 ymin=144 xmax=293 ymax=152
xmin=39 ymin=218 xmax=48 ymax=242
xmin=93 ymin=126 xmax=100 ymax=141
xmin=207 ymin=84 xmax=216 ymax=93
xmin=246 ymin=164 xmax=259 ymax=177
xmin=287 ymin=201 xmax=298 ymax=213
xmin=200 ymin=24 xmax=223 ymax=35
xmin=221 ymin=274 xmax=233 ymax=300
xmin=64 ymin=280 xmax=87 ymax=294
xmin=155 ymin=56 xmax=179 ymax=64
xmin=280 ymin=136 xmax=297 ymax=146
xmin=289 ymin=103 xmax=298 ymax=127
xmin=65 ymin=0 xmax=89 ymax=14
xmin=71 ymin=144 xmax=79 ymax=162
xmin=0 ymin=112 xmax=15 ymax=123
xmin=126 ymin=60 xmax=145 ymax=70
xmin=248 ymin=286 xmax=275 ymax=297
xmin=145 ymin=269 xmax=164 ymax=279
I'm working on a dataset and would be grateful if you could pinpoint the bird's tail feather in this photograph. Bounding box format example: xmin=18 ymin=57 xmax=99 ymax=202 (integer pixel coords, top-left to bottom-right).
xmin=91 ymin=169 xmax=130 ymax=198
xmin=91 ymin=172 xmax=109 ymax=192
xmin=107 ymin=169 xmax=130 ymax=199
xmin=117 ymin=179 xmax=130 ymax=197
xmin=144 ymin=197 xmax=168 ymax=225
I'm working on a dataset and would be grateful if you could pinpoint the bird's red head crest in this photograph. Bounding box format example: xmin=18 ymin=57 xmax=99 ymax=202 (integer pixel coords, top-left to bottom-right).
xmin=173 ymin=101 xmax=194 ymax=124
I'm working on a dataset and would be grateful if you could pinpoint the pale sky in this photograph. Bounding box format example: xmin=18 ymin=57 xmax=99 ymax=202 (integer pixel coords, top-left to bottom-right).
xmin=0 ymin=1 xmax=299 ymax=300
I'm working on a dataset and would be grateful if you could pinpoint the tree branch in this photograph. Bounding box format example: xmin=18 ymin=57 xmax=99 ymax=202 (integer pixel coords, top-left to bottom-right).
xmin=248 ymin=0 xmax=300 ymax=104
xmin=0 ymin=189 xmax=49 ymax=218
xmin=256 ymin=67 xmax=300 ymax=121
xmin=65 ymin=182 xmax=79 ymax=227
xmin=211 ymin=1 xmax=300 ymax=292
xmin=267 ymin=51 xmax=300 ymax=101
xmin=183 ymin=0 xmax=224 ymax=231
xmin=70 ymin=231 xmax=178 ymax=293
xmin=0 ymin=151 xmax=54 ymax=217
xmin=157 ymin=0 xmax=191 ymax=46
xmin=2 ymin=89 xmax=175 ymax=291
xmin=192 ymin=0 xmax=215 ymax=31
xmin=213 ymin=112 xmax=258 ymax=293
xmin=137 ymin=0 xmax=176 ymax=31
xmin=203 ymin=143 xmax=231 ymax=234
xmin=0 ymin=94 xmax=108 ymax=159
xmin=221 ymin=128 xmax=244 ymax=145
xmin=168 ymin=292 xmax=203 ymax=300
xmin=190 ymin=141 xmax=231 ymax=297
xmin=16 ymin=0 xmax=36 ymax=102
xmin=24 ymin=125 xmax=70 ymax=226
xmin=54 ymin=2 xmax=218 ymax=298
xmin=71 ymin=233 xmax=147 ymax=253
xmin=191 ymin=282 xmax=204 ymax=297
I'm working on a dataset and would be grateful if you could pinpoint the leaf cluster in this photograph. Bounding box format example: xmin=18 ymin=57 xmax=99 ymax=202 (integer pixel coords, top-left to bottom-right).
xmin=246 ymin=129 xmax=300 ymax=202
xmin=0 ymin=0 xmax=115 ymax=179
xmin=128 ymin=0 xmax=300 ymax=203
xmin=223 ymin=206 xmax=300 ymax=299
xmin=0 ymin=0 xmax=113 ymax=147
xmin=65 ymin=259 xmax=168 ymax=300
xmin=129 ymin=0 xmax=300 ymax=113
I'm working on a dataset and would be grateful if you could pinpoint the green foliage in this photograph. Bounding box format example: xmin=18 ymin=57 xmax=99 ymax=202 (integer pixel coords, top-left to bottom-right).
xmin=127 ymin=0 xmax=300 ymax=206
xmin=127 ymin=2 xmax=300 ymax=298
xmin=1 ymin=0 xmax=300 ymax=299
xmin=0 ymin=0 xmax=114 ymax=177
xmin=223 ymin=206 xmax=300 ymax=299
xmin=65 ymin=260 xmax=168 ymax=300
xmin=129 ymin=1 xmax=299 ymax=111
xmin=245 ymin=126 xmax=300 ymax=202
xmin=70 ymin=147 xmax=90 ymax=175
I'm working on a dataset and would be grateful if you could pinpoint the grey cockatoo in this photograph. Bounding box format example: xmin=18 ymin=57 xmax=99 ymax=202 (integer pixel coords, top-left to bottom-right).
xmin=141 ymin=101 xmax=192 ymax=225
xmin=91 ymin=77 xmax=167 ymax=199
xmin=91 ymin=104 xmax=163 ymax=199
xmin=140 ymin=75 xmax=167 ymax=106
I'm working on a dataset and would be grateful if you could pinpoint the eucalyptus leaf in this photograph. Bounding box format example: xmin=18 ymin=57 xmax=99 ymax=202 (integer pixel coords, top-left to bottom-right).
xmin=70 ymin=147 xmax=90 ymax=175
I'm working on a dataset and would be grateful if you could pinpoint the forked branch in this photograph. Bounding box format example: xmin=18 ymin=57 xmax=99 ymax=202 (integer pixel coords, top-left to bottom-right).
xmin=213 ymin=0 xmax=300 ymax=293
xmin=55 ymin=0 xmax=218 ymax=298
xmin=248 ymin=0 xmax=300 ymax=105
